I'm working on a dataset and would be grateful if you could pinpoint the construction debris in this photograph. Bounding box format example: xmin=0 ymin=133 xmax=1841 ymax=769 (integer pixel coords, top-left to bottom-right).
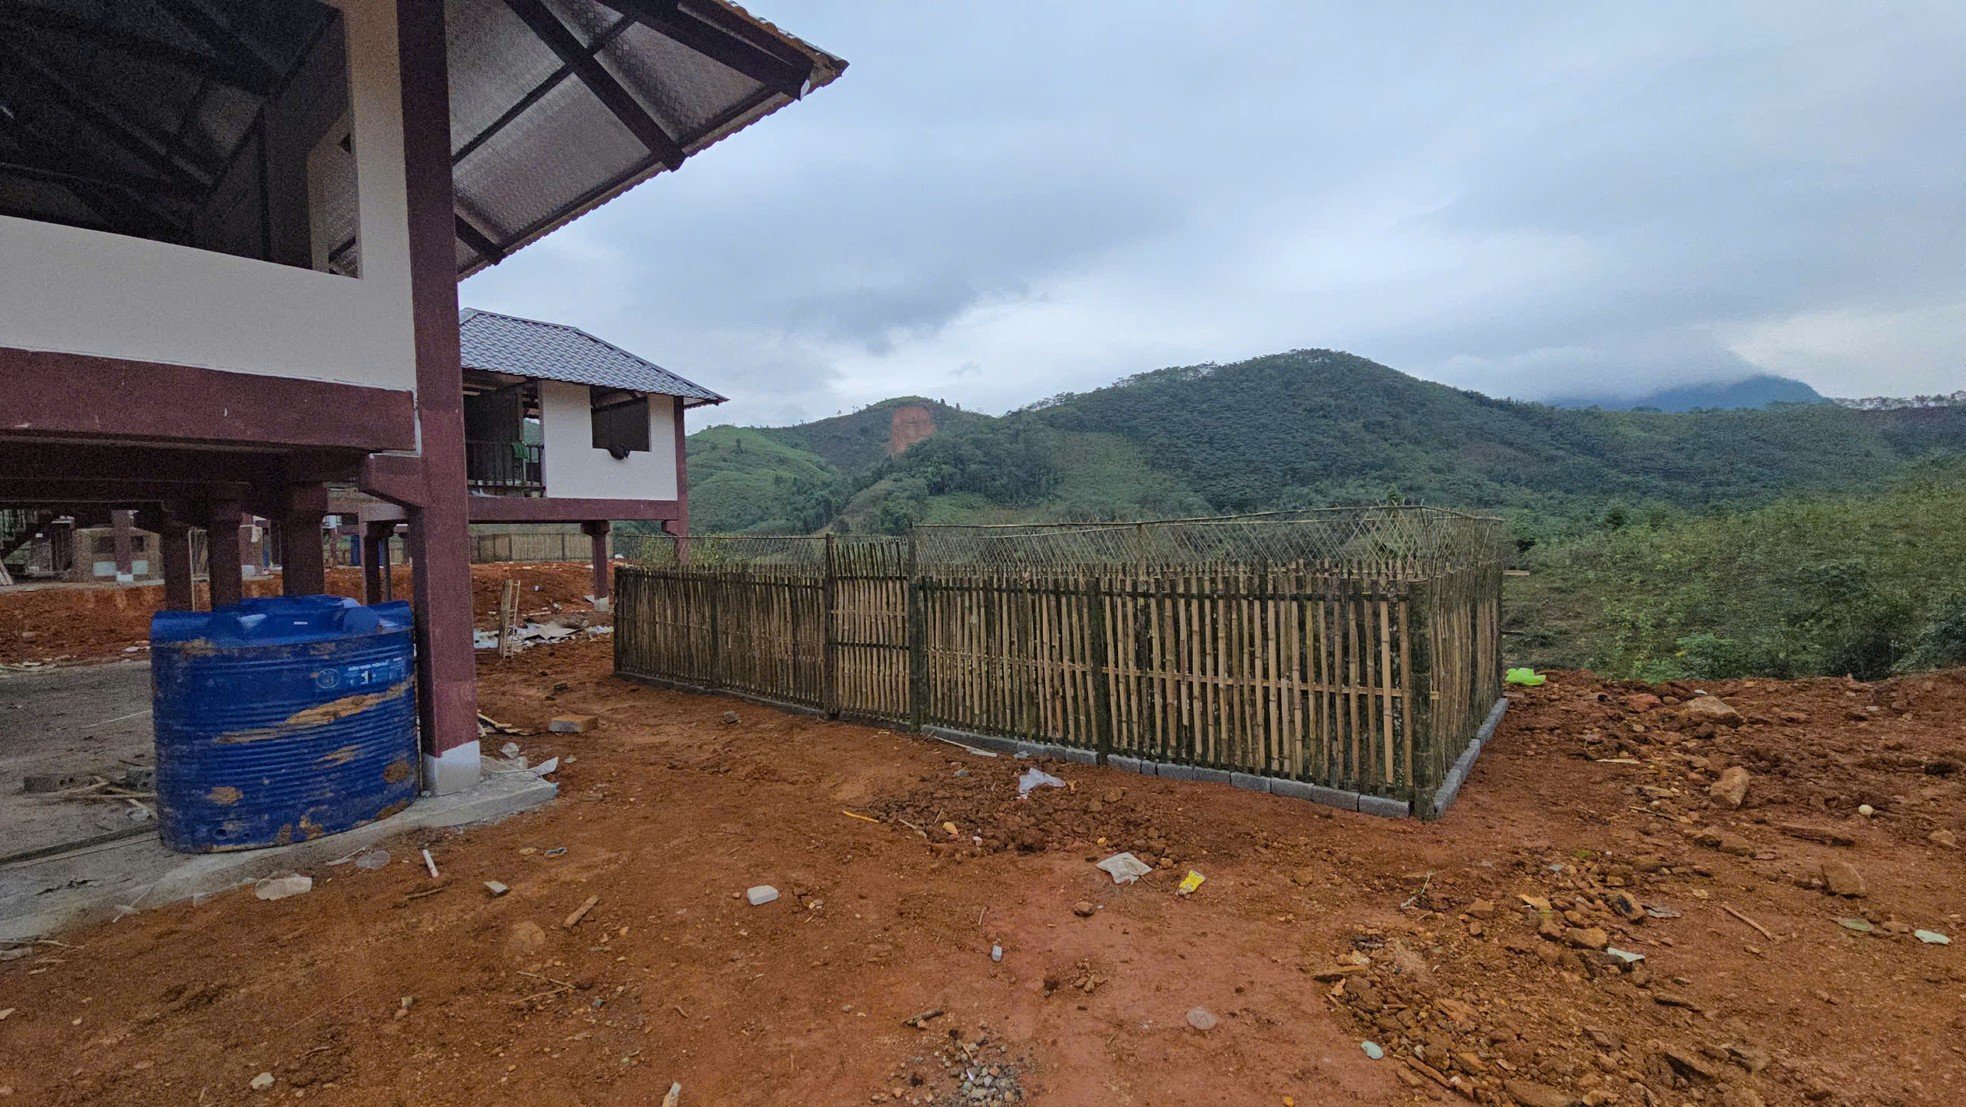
xmin=254 ymin=875 xmax=312 ymax=901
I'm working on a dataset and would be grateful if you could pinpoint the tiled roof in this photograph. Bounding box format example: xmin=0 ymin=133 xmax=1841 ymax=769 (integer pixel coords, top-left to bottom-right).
xmin=458 ymin=308 xmax=726 ymax=407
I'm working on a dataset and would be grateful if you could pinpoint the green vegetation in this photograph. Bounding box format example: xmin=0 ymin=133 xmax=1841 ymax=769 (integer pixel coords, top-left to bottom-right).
xmin=1509 ymin=459 xmax=1966 ymax=680
xmin=681 ymin=348 xmax=1966 ymax=679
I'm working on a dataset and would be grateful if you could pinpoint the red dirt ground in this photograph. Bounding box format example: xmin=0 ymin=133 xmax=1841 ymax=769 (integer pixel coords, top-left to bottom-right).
xmin=0 ymin=564 xmax=598 ymax=666
xmin=1 ymin=644 xmax=1961 ymax=1105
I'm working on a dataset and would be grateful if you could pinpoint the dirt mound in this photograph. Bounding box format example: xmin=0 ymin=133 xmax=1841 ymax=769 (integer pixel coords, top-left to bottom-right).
xmin=871 ymin=763 xmax=1204 ymax=868
xmin=3 ymin=648 xmax=1962 ymax=1105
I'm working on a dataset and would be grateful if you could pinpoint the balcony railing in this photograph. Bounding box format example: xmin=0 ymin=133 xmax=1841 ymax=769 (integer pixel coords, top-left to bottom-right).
xmin=466 ymin=440 xmax=544 ymax=495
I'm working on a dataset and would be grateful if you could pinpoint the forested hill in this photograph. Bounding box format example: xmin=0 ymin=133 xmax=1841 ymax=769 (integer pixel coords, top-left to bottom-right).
xmin=684 ymin=350 xmax=1966 ymax=537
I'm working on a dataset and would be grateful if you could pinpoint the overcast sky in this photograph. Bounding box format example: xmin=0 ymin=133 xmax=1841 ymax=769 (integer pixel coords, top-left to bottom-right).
xmin=463 ymin=1 xmax=1966 ymax=427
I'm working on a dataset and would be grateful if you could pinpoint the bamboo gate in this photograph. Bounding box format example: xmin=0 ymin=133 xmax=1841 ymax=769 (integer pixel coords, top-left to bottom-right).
xmin=614 ymin=508 xmax=1505 ymax=817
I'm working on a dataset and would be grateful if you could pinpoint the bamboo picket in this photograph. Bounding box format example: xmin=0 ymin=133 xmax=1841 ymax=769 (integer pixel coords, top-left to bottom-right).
xmin=614 ymin=512 xmax=1504 ymax=815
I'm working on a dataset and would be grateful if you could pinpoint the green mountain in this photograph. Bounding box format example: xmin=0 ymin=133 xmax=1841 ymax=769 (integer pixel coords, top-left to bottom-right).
xmin=686 ymin=350 xmax=1966 ymax=537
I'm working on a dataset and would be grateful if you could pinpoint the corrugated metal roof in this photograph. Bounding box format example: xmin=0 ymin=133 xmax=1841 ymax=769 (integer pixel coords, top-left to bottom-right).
xmin=458 ymin=307 xmax=726 ymax=407
xmin=448 ymin=0 xmax=848 ymax=277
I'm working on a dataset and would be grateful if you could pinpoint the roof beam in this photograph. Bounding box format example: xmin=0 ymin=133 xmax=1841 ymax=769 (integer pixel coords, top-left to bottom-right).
xmin=501 ymin=0 xmax=687 ymax=171
xmin=598 ymin=0 xmax=809 ymax=99
xmin=0 ymin=157 xmax=201 ymax=203
xmin=0 ymin=6 xmax=279 ymax=96
xmin=150 ymin=0 xmax=287 ymax=95
xmin=454 ymin=215 xmax=507 ymax=265
xmin=0 ymin=41 xmax=216 ymax=190
xmin=452 ymin=16 xmax=636 ymax=166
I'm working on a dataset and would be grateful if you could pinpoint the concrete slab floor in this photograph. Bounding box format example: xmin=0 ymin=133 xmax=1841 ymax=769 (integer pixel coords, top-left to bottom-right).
xmin=0 ymin=660 xmax=156 ymax=861
xmin=1 ymin=760 xmax=557 ymax=941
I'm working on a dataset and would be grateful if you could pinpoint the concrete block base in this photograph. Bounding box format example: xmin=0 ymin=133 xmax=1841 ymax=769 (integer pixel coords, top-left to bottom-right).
xmin=1107 ymin=756 xmax=1156 ymax=777
xmin=1357 ymin=794 xmax=1412 ymax=819
xmin=1229 ymin=772 xmax=1272 ymax=794
xmin=423 ymin=739 xmax=482 ymax=795
xmin=1425 ymin=697 xmax=1508 ymax=820
xmin=2 ymin=759 xmax=555 ymax=939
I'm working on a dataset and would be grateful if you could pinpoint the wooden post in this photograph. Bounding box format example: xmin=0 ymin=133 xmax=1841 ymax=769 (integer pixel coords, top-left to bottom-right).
xmin=907 ymin=532 xmax=927 ymax=731
xmin=821 ymin=533 xmax=839 ymax=718
xmin=1087 ymin=574 xmax=1113 ymax=765
xmin=1406 ymin=579 xmax=1439 ymax=818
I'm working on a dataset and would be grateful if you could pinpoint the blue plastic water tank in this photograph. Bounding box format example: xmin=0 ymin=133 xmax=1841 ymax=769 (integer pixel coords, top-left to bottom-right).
xmin=150 ymin=595 xmax=418 ymax=853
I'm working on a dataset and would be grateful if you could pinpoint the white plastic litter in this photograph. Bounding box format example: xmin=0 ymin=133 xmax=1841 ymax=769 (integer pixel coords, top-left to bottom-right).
xmin=255 ymin=874 xmax=313 ymax=901
xmin=1016 ymin=768 xmax=1065 ymax=797
xmin=354 ymin=850 xmax=390 ymax=871
xmin=990 ymin=944 xmax=1003 ymax=962
xmin=500 ymin=742 xmax=522 ymax=759
xmin=1095 ymin=852 xmax=1153 ymax=885
xmin=532 ymin=757 xmax=559 ymax=777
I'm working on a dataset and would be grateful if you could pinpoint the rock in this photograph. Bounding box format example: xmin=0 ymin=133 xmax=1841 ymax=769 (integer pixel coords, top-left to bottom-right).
xmin=1931 ymin=829 xmax=1959 ymax=849
xmin=1720 ymin=1087 xmax=1765 ymax=1107
xmin=1072 ymin=901 xmax=1096 ymax=918
xmin=1696 ymin=827 xmax=1755 ymax=856
xmin=1466 ymin=898 xmax=1497 ymax=919
xmin=1506 ymin=1079 xmax=1581 ymax=1107
xmin=1624 ymin=693 xmax=1663 ymax=713
xmin=548 ymin=714 xmax=598 ymax=734
xmin=505 ymin=920 xmax=548 ymax=959
xmin=1710 ymin=766 xmax=1751 ymax=809
xmin=1605 ymin=891 xmax=1645 ymax=922
xmin=746 ymin=885 xmax=780 ymax=906
xmin=484 ymin=881 xmax=509 ymax=897
xmin=1820 ymin=859 xmax=1866 ymax=897
xmin=1857 ymin=803 xmax=1875 ymax=817
xmin=249 ymin=1072 xmax=275 ymax=1091
xmin=721 ymin=710 xmax=740 ymax=725
xmin=1658 ymin=1044 xmax=1719 ymax=1082
xmin=1563 ymin=927 xmax=1610 ymax=951
xmin=1186 ymin=1007 xmax=1218 ymax=1031
xmin=1682 ymin=696 xmax=1743 ymax=728
xmin=1360 ymin=1041 xmax=1384 ymax=1060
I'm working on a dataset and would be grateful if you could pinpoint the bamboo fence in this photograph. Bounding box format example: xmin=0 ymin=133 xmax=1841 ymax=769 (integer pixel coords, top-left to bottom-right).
xmin=614 ymin=508 xmax=1505 ymax=816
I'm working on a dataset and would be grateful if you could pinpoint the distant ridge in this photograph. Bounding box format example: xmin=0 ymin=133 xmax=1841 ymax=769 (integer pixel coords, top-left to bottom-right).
xmin=1546 ymin=373 xmax=1825 ymax=412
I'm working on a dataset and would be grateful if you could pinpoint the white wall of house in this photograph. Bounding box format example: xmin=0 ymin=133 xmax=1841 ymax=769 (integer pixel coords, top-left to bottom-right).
xmin=536 ymin=380 xmax=680 ymax=501
xmin=0 ymin=0 xmax=417 ymax=393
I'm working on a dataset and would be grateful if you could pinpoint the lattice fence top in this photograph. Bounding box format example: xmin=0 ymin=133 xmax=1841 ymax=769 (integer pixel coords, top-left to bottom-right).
xmin=628 ymin=506 xmax=1505 ymax=578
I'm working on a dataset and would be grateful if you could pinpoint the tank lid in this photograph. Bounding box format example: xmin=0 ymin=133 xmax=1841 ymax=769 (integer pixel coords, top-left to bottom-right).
xmin=151 ymin=595 xmax=413 ymax=647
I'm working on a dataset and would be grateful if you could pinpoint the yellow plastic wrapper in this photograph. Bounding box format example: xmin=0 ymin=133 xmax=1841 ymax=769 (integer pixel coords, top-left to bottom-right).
xmin=1176 ymin=870 xmax=1205 ymax=896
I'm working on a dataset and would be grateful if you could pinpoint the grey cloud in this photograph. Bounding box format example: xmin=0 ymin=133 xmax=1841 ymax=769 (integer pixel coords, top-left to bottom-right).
xmin=466 ymin=0 xmax=1966 ymax=425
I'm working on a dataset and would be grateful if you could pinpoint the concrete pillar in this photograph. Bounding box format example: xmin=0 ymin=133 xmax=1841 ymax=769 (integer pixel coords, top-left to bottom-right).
xmin=158 ymin=516 xmax=195 ymax=611
xmin=399 ymin=0 xmax=480 ymax=794
xmin=205 ymin=500 xmax=246 ymax=609
xmin=583 ymin=520 xmax=611 ymax=611
xmin=110 ymin=509 xmax=135 ymax=578
xmin=280 ymin=484 xmax=328 ymax=597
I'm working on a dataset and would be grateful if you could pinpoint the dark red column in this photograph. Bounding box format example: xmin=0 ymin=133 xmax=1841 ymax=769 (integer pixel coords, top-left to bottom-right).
xmin=280 ymin=483 xmax=328 ymax=596
xmin=157 ymin=515 xmax=195 ymax=611
xmin=583 ymin=520 xmax=611 ymax=609
xmin=362 ymin=522 xmax=394 ymax=604
xmin=110 ymin=509 xmax=135 ymax=577
xmin=205 ymin=500 xmax=245 ymax=609
xmin=399 ymin=0 xmax=481 ymax=792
